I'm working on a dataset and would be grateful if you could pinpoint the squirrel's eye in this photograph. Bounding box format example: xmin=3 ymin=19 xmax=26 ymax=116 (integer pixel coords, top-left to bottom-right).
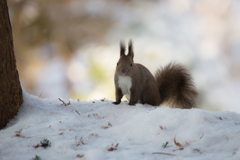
xmin=130 ymin=63 xmax=132 ymax=67
xmin=117 ymin=63 xmax=119 ymax=66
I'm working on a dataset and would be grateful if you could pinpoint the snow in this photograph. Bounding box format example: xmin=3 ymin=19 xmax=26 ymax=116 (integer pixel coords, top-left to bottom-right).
xmin=1 ymin=90 xmax=240 ymax=160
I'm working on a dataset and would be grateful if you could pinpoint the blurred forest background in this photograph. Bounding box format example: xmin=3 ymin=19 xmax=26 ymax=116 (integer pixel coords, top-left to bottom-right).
xmin=8 ymin=0 xmax=240 ymax=112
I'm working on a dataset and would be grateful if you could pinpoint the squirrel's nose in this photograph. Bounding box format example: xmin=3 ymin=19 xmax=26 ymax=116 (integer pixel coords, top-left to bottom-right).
xmin=121 ymin=69 xmax=127 ymax=74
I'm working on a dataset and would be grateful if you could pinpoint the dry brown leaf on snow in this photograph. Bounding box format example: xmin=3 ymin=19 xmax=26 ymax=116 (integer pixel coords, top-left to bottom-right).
xmin=174 ymin=135 xmax=182 ymax=148
xmin=76 ymin=154 xmax=84 ymax=158
xmin=102 ymin=126 xmax=108 ymax=129
xmin=159 ymin=126 xmax=166 ymax=130
xmin=102 ymin=122 xmax=112 ymax=129
xmin=33 ymin=143 xmax=40 ymax=148
xmin=108 ymin=143 xmax=119 ymax=151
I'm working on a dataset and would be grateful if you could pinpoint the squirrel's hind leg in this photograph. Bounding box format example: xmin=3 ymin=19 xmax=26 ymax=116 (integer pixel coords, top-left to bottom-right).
xmin=141 ymin=86 xmax=161 ymax=106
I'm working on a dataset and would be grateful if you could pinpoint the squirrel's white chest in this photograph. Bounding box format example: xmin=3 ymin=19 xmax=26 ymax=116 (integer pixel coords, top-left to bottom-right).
xmin=118 ymin=76 xmax=132 ymax=100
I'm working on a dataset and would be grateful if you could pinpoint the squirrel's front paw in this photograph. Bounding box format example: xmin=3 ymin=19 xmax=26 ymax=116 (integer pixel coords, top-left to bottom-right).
xmin=113 ymin=101 xmax=121 ymax=105
xmin=128 ymin=102 xmax=136 ymax=106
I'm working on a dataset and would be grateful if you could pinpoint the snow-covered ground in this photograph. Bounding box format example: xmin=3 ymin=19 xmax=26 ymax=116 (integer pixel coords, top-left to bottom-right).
xmin=1 ymin=90 xmax=240 ymax=160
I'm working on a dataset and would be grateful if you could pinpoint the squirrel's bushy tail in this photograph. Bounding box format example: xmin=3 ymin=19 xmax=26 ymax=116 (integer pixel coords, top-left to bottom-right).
xmin=155 ymin=62 xmax=198 ymax=109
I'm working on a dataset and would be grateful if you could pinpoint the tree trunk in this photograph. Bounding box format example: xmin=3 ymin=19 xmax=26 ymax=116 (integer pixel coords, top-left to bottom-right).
xmin=0 ymin=0 xmax=23 ymax=129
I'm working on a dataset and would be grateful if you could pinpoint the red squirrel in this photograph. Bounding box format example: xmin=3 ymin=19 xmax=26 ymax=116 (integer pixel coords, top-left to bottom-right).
xmin=113 ymin=40 xmax=198 ymax=109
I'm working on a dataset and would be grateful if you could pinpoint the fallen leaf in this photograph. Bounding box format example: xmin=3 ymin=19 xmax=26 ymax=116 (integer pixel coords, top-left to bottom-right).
xmin=174 ymin=135 xmax=182 ymax=147
xmin=33 ymin=143 xmax=40 ymax=148
xmin=102 ymin=126 xmax=108 ymax=129
xmin=108 ymin=147 xmax=117 ymax=151
xmin=159 ymin=126 xmax=166 ymax=130
xmin=108 ymin=143 xmax=119 ymax=151
xmin=76 ymin=154 xmax=84 ymax=158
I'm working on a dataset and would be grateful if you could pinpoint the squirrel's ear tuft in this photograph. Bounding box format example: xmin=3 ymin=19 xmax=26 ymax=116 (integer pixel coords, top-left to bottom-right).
xmin=128 ymin=39 xmax=134 ymax=59
xmin=120 ymin=40 xmax=126 ymax=56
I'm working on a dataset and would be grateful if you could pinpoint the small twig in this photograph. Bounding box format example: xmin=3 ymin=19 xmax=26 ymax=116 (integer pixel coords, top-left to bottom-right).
xmin=75 ymin=110 xmax=81 ymax=115
xmin=58 ymin=98 xmax=66 ymax=105
xmin=67 ymin=101 xmax=71 ymax=105
xmin=14 ymin=134 xmax=25 ymax=138
xmin=58 ymin=98 xmax=71 ymax=106
xmin=76 ymin=136 xmax=86 ymax=146
xmin=15 ymin=129 xmax=22 ymax=134
xmin=153 ymin=152 xmax=179 ymax=160
xmin=38 ymin=89 xmax=44 ymax=98
xmin=153 ymin=152 xmax=176 ymax=156
xmin=14 ymin=129 xmax=26 ymax=138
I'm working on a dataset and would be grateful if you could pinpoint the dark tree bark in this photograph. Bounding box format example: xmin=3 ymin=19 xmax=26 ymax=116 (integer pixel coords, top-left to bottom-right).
xmin=0 ymin=0 xmax=23 ymax=129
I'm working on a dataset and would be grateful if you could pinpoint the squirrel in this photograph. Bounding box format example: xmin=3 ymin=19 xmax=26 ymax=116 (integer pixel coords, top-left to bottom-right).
xmin=113 ymin=40 xmax=198 ymax=109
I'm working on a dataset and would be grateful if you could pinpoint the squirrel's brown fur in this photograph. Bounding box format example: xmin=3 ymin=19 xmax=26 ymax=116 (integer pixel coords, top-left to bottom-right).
xmin=113 ymin=40 xmax=198 ymax=109
xmin=155 ymin=62 xmax=198 ymax=108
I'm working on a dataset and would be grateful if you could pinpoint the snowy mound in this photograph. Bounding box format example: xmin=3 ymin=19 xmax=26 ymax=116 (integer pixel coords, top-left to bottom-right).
xmin=0 ymin=91 xmax=240 ymax=160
